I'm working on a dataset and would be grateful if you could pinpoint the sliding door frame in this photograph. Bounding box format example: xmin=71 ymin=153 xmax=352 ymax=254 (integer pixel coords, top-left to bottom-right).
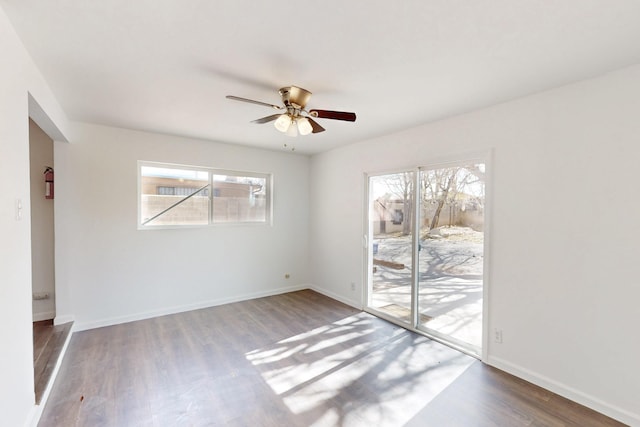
xmin=363 ymin=150 xmax=492 ymax=361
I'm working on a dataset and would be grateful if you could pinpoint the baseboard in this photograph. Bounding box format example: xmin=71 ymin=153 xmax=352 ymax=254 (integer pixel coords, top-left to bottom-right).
xmin=53 ymin=314 xmax=74 ymax=326
xmin=25 ymin=322 xmax=75 ymax=427
xmin=487 ymin=356 xmax=640 ymax=426
xmin=308 ymin=285 xmax=363 ymax=310
xmin=73 ymin=284 xmax=310 ymax=332
xmin=32 ymin=311 xmax=55 ymax=322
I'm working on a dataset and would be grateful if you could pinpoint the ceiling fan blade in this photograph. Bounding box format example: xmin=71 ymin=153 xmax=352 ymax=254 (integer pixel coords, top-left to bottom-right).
xmin=226 ymin=95 xmax=283 ymax=110
xmin=251 ymin=114 xmax=282 ymax=124
xmin=308 ymin=118 xmax=326 ymax=133
xmin=309 ymin=109 xmax=356 ymax=122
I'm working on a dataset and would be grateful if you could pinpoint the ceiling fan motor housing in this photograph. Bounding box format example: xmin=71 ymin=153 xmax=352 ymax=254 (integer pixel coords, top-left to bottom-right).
xmin=279 ymin=86 xmax=312 ymax=109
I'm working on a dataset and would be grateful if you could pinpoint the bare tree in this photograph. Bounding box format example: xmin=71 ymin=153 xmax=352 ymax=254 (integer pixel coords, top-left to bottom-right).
xmin=421 ymin=165 xmax=483 ymax=230
xmin=373 ymin=165 xmax=484 ymax=235
xmin=380 ymin=172 xmax=414 ymax=235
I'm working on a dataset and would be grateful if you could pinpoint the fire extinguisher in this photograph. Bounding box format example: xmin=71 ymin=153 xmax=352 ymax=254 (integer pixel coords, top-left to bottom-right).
xmin=44 ymin=167 xmax=54 ymax=199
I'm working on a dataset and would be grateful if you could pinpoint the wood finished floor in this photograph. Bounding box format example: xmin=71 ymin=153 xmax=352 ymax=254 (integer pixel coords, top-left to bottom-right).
xmin=38 ymin=290 xmax=625 ymax=427
xmin=33 ymin=319 xmax=73 ymax=404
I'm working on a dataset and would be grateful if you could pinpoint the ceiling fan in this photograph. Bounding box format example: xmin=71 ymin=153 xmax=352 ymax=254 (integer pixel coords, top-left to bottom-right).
xmin=226 ymin=86 xmax=356 ymax=137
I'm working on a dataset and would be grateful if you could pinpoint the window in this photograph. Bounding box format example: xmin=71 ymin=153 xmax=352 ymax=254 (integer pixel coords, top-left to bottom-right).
xmin=392 ymin=209 xmax=404 ymax=225
xmin=139 ymin=162 xmax=271 ymax=228
xmin=211 ymin=174 xmax=268 ymax=223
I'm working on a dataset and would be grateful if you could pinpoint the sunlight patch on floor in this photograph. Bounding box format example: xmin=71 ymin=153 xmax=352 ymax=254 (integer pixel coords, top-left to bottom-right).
xmin=246 ymin=312 xmax=474 ymax=426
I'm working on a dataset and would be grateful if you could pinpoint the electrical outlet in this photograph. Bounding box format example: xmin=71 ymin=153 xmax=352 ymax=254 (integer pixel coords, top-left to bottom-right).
xmin=350 ymin=282 xmax=356 ymax=291
xmin=494 ymin=328 xmax=503 ymax=344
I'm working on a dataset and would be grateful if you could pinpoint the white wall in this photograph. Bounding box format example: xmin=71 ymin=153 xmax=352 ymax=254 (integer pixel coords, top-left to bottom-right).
xmin=0 ymin=6 xmax=69 ymax=427
xmin=309 ymin=65 xmax=640 ymax=425
xmin=29 ymin=119 xmax=56 ymax=321
xmin=55 ymin=122 xmax=310 ymax=330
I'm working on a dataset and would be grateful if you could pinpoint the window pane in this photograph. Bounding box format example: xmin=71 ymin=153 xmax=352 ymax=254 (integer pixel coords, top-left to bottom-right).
xmin=212 ymin=174 xmax=268 ymax=223
xmin=140 ymin=166 xmax=209 ymax=226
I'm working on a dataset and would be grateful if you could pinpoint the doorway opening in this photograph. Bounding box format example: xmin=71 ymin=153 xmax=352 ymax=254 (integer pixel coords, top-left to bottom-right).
xmin=366 ymin=161 xmax=487 ymax=357
xmin=29 ymin=119 xmax=55 ymax=324
xmin=28 ymin=95 xmax=72 ymax=406
xmin=29 ymin=118 xmax=66 ymax=403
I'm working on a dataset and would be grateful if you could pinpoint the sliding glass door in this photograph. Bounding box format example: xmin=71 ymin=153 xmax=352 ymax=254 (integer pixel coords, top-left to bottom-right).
xmin=368 ymin=172 xmax=415 ymax=325
xmin=367 ymin=162 xmax=486 ymax=356
xmin=416 ymin=164 xmax=485 ymax=354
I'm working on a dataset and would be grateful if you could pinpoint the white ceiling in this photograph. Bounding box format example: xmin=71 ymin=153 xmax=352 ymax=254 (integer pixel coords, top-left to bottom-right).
xmin=4 ymin=0 xmax=640 ymax=154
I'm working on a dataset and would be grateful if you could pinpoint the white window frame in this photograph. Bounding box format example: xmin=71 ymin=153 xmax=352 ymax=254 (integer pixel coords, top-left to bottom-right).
xmin=138 ymin=161 xmax=272 ymax=229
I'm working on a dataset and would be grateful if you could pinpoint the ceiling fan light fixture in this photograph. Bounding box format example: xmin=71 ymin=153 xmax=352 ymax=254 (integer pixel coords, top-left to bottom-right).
xmin=297 ymin=117 xmax=313 ymax=136
xmin=274 ymin=114 xmax=291 ymax=133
